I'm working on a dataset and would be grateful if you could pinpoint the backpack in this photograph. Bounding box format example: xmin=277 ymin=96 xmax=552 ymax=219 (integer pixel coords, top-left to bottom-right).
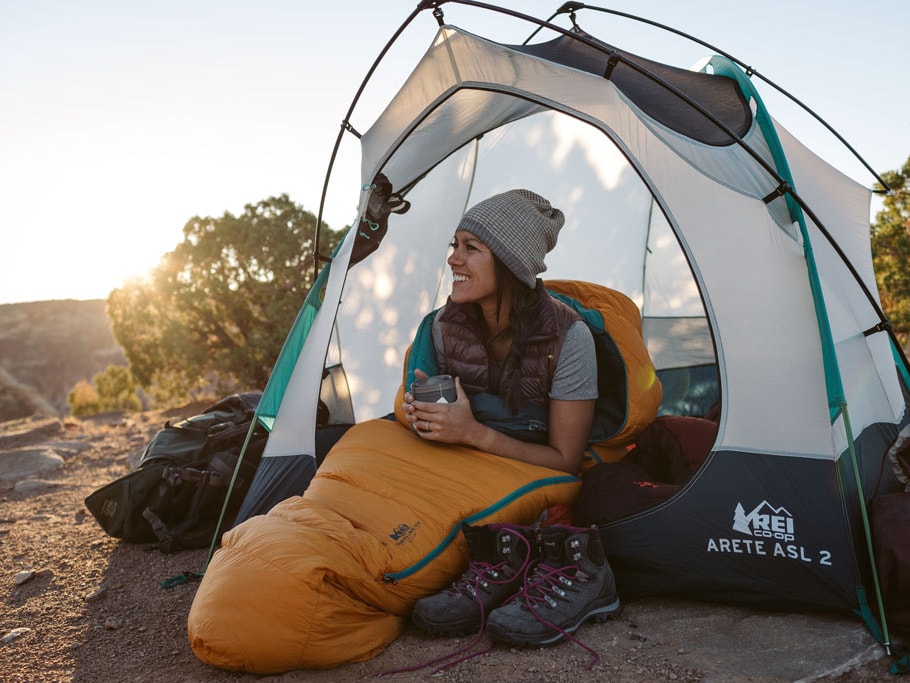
xmin=85 ymin=392 xmax=268 ymax=553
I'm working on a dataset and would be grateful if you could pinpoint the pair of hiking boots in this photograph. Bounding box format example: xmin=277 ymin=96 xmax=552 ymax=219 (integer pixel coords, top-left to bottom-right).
xmin=411 ymin=523 xmax=621 ymax=646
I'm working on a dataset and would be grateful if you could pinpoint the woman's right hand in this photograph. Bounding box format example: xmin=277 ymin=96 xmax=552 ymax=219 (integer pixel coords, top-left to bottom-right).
xmin=403 ymin=374 xmax=476 ymax=444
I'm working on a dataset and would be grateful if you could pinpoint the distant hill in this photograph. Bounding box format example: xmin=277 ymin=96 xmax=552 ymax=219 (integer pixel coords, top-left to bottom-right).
xmin=0 ymin=299 xmax=126 ymax=422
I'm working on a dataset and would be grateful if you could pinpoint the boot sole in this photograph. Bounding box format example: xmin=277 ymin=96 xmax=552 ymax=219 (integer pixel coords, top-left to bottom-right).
xmin=487 ymin=597 xmax=622 ymax=647
xmin=410 ymin=611 xmax=483 ymax=637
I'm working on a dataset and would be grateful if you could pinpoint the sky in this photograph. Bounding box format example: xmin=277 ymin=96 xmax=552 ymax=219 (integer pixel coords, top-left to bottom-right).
xmin=1 ymin=0 xmax=908 ymax=306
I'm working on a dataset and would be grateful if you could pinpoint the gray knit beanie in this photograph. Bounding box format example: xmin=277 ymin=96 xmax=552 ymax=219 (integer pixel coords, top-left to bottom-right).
xmin=456 ymin=189 xmax=565 ymax=288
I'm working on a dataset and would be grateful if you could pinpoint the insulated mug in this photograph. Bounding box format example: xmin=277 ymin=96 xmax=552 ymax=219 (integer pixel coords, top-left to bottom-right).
xmin=410 ymin=374 xmax=457 ymax=403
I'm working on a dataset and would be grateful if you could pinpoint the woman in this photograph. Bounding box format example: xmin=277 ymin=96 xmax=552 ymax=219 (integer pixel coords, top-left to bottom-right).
xmin=403 ymin=188 xmax=598 ymax=475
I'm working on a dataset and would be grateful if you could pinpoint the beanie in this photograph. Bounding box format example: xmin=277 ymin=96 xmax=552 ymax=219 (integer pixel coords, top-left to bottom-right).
xmin=456 ymin=189 xmax=565 ymax=288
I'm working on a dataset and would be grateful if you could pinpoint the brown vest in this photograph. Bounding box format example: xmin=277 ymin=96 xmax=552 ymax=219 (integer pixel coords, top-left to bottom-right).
xmin=435 ymin=283 xmax=580 ymax=410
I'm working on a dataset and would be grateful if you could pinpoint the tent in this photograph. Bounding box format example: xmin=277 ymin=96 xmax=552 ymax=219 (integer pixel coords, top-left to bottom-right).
xmin=234 ymin=1 xmax=909 ymax=645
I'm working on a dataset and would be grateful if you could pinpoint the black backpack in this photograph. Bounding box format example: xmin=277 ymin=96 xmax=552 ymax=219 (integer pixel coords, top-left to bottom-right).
xmin=85 ymin=392 xmax=267 ymax=553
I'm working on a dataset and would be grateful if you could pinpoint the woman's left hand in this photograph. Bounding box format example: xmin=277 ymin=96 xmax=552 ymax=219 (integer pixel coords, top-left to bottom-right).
xmin=402 ymin=374 xmax=475 ymax=443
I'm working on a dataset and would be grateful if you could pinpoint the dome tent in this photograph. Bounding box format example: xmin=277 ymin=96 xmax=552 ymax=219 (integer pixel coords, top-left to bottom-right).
xmin=196 ymin=1 xmax=909 ymax=669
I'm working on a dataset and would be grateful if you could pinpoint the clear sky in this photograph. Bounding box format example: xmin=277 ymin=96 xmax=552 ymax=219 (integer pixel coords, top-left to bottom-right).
xmin=1 ymin=0 xmax=907 ymax=305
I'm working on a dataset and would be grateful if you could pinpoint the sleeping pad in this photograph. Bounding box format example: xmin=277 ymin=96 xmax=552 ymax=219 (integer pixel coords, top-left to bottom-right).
xmin=187 ymin=417 xmax=580 ymax=673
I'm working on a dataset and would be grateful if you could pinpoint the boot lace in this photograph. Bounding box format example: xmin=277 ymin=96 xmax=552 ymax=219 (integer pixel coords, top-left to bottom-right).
xmin=449 ymin=555 xmax=517 ymax=599
xmin=378 ymin=530 xmax=535 ymax=677
xmin=512 ymin=553 xmax=602 ymax=669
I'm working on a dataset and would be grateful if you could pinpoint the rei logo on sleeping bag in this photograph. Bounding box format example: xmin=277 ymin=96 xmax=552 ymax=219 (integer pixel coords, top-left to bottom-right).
xmin=389 ymin=521 xmax=421 ymax=544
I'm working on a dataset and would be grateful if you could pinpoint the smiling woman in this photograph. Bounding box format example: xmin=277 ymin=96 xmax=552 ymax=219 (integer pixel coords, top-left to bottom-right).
xmin=399 ymin=189 xmax=600 ymax=477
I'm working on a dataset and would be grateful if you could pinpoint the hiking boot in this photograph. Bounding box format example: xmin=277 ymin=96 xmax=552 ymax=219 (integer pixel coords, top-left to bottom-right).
xmin=411 ymin=523 xmax=538 ymax=636
xmin=486 ymin=525 xmax=621 ymax=646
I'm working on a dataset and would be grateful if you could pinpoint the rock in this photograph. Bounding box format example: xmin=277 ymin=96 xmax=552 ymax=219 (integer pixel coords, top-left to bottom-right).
xmin=0 ymin=448 xmax=64 ymax=483
xmin=18 ymin=568 xmax=53 ymax=584
xmin=85 ymin=587 xmax=107 ymax=602
xmin=1 ymin=627 xmax=31 ymax=645
xmin=42 ymin=440 xmax=92 ymax=455
xmin=13 ymin=479 xmax=63 ymax=493
xmin=0 ymin=418 xmax=63 ymax=450
xmin=14 ymin=570 xmax=36 ymax=585
xmin=103 ymin=616 xmax=123 ymax=630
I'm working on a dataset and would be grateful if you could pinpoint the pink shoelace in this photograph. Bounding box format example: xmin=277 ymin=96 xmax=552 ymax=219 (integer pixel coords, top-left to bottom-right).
xmin=377 ymin=531 xmax=535 ymax=677
xmin=512 ymin=560 xmax=602 ymax=669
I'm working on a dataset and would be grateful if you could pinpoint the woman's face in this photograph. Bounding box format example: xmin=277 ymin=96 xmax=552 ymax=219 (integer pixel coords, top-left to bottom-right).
xmin=447 ymin=230 xmax=498 ymax=308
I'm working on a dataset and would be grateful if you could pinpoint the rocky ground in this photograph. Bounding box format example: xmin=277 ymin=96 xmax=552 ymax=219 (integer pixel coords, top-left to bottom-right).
xmin=0 ymin=409 xmax=905 ymax=682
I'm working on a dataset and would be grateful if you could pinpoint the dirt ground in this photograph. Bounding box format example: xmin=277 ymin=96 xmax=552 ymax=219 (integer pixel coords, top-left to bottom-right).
xmin=0 ymin=409 xmax=904 ymax=683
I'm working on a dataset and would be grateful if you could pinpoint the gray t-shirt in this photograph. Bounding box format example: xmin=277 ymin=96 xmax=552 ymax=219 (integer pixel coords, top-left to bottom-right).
xmin=432 ymin=317 xmax=597 ymax=401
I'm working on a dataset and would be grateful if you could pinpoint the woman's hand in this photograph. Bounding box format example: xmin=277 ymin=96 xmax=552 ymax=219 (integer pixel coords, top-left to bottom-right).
xmin=402 ymin=372 xmax=476 ymax=444
xmin=400 ymin=369 xmax=593 ymax=474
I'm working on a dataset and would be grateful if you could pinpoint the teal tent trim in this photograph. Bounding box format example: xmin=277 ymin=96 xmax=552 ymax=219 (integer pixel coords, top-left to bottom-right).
xmin=893 ymin=338 xmax=910 ymax=391
xmin=843 ymin=409 xmax=892 ymax=650
xmin=257 ymin=258 xmax=334 ymax=431
xmin=853 ymin=586 xmax=885 ymax=646
xmin=702 ymin=56 xmax=846 ymax=417
xmin=706 ymin=55 xmax=890 ymax=650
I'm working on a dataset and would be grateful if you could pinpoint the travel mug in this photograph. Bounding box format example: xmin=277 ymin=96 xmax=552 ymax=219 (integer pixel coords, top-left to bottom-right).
xmin=410 ymin=374 xmax=457 ymax=403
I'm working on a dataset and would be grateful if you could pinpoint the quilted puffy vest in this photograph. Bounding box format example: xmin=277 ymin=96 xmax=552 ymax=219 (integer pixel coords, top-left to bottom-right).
xmin=435 ymin=282 xmax=581 ymax=409
xmin=396 ymin=280 xmax=663 ymax=457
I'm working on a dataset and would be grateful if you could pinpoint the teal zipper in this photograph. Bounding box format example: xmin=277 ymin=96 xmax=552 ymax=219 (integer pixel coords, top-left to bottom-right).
xmin=382 ymin=474 xmax=579 ymax=583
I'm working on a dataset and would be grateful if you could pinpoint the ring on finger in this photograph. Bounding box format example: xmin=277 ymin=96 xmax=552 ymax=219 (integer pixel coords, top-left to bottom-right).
xmin=424 ymin=420 xmax=430 ymax=431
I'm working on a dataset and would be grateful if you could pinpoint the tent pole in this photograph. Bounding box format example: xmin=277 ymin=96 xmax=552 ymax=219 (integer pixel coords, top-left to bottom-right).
xmin=841 ymin=405 xmax=892 ymax=654
xmin=159 ymin=413 xmax=264 ymax=588
xmin=437 ymin=0 xmax=890 ymax=191
xmin=201 ymin=417 xmax=262 ymax=571
xmin=536 ymin=2 xmax=891 ymax=192
xmin=312 ymin=5 xmax=427 ymax=275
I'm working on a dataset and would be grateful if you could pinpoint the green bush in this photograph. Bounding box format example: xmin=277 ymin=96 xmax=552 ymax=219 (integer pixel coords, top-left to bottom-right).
xmin=67 ymin=365 xmax=140 ymax=416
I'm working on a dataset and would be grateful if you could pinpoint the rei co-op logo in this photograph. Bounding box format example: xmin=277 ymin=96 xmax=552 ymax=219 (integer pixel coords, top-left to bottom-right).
xmin=732 ymin=500 xmax=794 ymax=540
xmin=705 ymin=500 xmax=833 ymax=567
xmin=389 ymin=520 xmax=421 ymax=546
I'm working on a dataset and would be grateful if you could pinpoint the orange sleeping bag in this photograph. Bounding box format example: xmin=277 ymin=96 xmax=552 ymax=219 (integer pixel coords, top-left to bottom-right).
xmin=188 ymin=418 xmax=580 ymax=673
